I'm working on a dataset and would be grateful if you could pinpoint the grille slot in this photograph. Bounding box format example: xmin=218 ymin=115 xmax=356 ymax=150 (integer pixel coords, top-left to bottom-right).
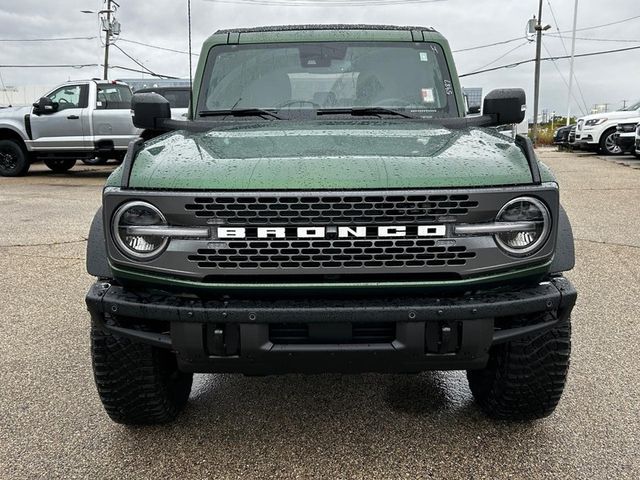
xmin=188 ymin=239 xmax=476 ymax=270
xmin=269 ymin=322 xmax=396 ymax=344
xmin=184 ymin=194 xmax=479 ymax=225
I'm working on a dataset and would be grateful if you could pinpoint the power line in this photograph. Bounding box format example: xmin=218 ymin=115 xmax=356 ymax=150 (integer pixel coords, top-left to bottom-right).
xmin=205 ymin=0 xmax=445 ymax=4
xmin=468 ymin=41 xmax=530 ymax=73
xmin=545 ymin=0 xmax=589 ymax=118
xmin=0 ymin=63 xmax=179 ymax=78
xmin=0 ymin=64 xmax=100 ymax=68
xmin=119 ymin=38 xmax=199 ymax=56
xmin=547 ymin=34 xmax=640 ymax=44
xmin=110 ymin=65 xmax=180 ymax=78
xmin=541 ymin=41 xmax=586 ymax=116
xmin=112 ymin=43 xmax=164 ymax=77
xmin=455 ymin=14 xmax=640 ymax=55
xmin=453 ymin=36 xmax=525 ymax=53
xmin=459 ymin=44 xmax=640 ymax=77
xmin=562 ymin=13 xmax=640 ymax=33
xmin=0 ymin=36 xmax=97 ymax=42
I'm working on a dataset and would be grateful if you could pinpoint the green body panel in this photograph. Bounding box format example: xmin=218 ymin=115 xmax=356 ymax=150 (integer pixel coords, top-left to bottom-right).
xmin=111 ymin=261 xmax=551 ymax=292
xmin=124 ymin=122 xmax=535 ymax=190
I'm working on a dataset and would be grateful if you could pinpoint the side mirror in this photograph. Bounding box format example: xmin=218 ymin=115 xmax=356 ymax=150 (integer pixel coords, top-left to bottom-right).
xmin=483 ymin=89 xmax=526 ymax=126
xmin=32 ymin=97 xmax=58 ymax=115
xmin=132 ymin=93 xmax=171 ymax=129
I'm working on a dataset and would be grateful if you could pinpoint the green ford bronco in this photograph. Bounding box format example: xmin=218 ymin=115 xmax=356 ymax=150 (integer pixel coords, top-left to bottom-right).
xmin=86 ymin=25 xmax=577 ymax=424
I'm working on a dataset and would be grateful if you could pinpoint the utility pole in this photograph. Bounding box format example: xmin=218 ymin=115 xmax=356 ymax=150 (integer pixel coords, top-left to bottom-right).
xmin=103 ymin=0 xmax=112 ymax=80
xmin=532 ymin=0 xmax=550 ymax=146
xmin=566 ymin=0 xmax=578 ymax=126
xmin=82 ymin=1 xmax=120 ymax=80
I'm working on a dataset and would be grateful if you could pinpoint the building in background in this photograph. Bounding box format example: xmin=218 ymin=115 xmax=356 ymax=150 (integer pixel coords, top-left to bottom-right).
xmin=462 ymin=87 xmax=483 ymax=109
xmin=116 ymin=78 xmax=190 ymax=92
xmin=0 ymin=84 xmax=57 ymax=107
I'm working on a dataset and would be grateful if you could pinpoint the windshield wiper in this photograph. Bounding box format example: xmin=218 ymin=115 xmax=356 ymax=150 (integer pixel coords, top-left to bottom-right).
xmin=199 ymin=108 xmax=281 ymax=120
xmin=317 ymin=107 xmax=416 ymax=119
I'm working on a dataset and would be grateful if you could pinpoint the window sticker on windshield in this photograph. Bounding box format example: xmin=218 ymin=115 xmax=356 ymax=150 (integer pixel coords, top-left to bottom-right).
xmin=419 ymin=52 xmax=429 ymax=62
xmin=421 ymin=88 xmax=435 ymax=103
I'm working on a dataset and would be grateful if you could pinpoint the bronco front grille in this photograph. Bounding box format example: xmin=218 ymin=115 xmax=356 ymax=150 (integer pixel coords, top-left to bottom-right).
xmin=104 ymin=187 xmax=560 ymax=281
xmin=187 ymin=238 xmax=476 ymax=270
xmin=184 ymin=193 xmax=480 ymax=225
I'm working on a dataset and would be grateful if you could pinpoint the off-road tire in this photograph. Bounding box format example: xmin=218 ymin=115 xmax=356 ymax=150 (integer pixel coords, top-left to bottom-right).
xmin=598 ymin=128 xmax=621 ymax=155
xmin=44 ymin=158 xmax=76 ymax=173
xmin=0 ymin=139 xmax=30 ymax=176
xmin=91 ymin=322 xmax=193 ymax=425
xmin=467 ymin=316 xmax=571 ymax=421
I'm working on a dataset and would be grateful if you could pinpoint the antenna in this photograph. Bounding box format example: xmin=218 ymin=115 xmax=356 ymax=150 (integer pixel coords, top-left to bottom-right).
xmin=188 ymin=0 xmax=194 ymax=119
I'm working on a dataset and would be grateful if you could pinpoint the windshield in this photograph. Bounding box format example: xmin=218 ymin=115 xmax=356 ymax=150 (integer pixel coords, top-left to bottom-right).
xmin=197 ymin=41 xmax=458 ymax=118
xmin=621 ymin=99 xmax=640 ymax=111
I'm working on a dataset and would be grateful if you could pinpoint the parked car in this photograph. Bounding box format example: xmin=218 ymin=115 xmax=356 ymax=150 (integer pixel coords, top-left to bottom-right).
xmin=567 ymin=125 xmax=577 ymax=148
xmin=134 ymin=86 xmax=190 ymax=120
xmin=635 ymin=123 xmax=640 ymax=159
xmin=86 ymin=24 xmax=576 ymax=425
xmin=554 ymin=124 xmax=574 ymax=149
xmin=613 ymin=118 xmax=640 ymax=155
xmin=574 ymin=100 xmax=640 ymax=155
xmin=0 ymin=80 xmax=140 ymax=176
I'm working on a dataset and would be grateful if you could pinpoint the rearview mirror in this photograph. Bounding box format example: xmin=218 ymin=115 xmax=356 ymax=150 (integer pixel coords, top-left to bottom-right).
xmin=483 ymin=89 xmax=526 ymax=126
xmin=32 ymin=97 xmax=58 ymax=115
xmin=132 ymin=93 xmax=171 ymax=129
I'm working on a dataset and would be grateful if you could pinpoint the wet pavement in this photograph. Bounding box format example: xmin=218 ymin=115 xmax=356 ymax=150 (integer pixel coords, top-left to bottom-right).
xmin=1 ymin=150 xmax=639 ymax=479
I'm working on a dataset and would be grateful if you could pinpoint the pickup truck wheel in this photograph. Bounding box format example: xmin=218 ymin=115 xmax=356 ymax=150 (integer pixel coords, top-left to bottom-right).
xmin=44 ymin=158 xmax=76 ymax=173
xmin=467 ymin=316 xmax=571 ymax=421
xmin=0 ymin=139 xmax=30 ymax=177
xmin=91 ymin=322 xmax=193 ymax=425
xmin=598 ymin=128 xmax=622 ymax=155
xmin=82 ymin=157 xmax=109 ymax=165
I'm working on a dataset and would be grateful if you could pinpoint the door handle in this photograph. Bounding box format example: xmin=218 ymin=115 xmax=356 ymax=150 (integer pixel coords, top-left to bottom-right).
xmin=67 ymin=115 xmax=79 ymax=120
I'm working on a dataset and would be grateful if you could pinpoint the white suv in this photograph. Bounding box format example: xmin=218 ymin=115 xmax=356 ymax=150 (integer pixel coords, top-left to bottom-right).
xmin=575 ymin=99 xmax=640 ymax=155
xmin=614 ymin=117 xmax=640 ymax=156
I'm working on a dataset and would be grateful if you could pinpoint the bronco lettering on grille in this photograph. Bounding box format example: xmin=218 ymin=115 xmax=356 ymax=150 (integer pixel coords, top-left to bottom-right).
xmin=216 ymin=225 xmax=447 ymax=239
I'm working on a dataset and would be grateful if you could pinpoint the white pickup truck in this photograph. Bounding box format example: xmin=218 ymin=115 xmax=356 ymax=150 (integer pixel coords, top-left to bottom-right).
xmin=0 ymin=79 xmax=140 ymax=176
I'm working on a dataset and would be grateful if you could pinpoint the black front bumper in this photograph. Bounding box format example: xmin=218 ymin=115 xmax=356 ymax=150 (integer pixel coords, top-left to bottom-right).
xmin=86 ymin=277 xmax=577 ymax=374
xmin=614 ymin=134 xmax=636 ymax=151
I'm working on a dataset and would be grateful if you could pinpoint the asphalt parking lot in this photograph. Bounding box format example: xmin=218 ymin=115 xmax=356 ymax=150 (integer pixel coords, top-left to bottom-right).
xmin=1 ymin=149 xmax=639 ymax=479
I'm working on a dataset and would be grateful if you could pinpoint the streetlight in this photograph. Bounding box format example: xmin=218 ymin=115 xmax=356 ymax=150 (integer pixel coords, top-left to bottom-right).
xmin=81 ymin=1 xmax=120 ymax=80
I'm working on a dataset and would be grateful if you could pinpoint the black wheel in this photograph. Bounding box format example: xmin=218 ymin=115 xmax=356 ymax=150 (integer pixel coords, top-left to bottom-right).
xmin=0 ymin=139 xmax=30 ymax=177
xmin=634 ymin=151 xmax=640 ymax=159
xmin=44 ymin=158 xmax=76 ymax=173
xmin=91 ymin=320 xmax=193 ymax=425
xmin=598 ymin=128 xmax=622 ymax=155
xmin=82 ymin=157 xmax=109 ymax=166
xmin=467 ymin=316 xmax=571 ymax=421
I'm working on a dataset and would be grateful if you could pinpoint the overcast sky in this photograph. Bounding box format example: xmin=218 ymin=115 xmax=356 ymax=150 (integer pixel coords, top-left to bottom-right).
xmin=1 ymin=0 xmax=639 ymax=117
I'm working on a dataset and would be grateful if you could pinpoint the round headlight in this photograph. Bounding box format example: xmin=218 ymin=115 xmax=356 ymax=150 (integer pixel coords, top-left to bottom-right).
xmin=495 ymin=197 xmax=551 ymax=256
xmin=112 ymin=201 xmax=168 ymax=259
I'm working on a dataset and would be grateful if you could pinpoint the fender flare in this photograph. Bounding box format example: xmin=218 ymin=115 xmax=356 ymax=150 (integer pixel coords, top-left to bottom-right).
xmin=550 ymin=205 xmax=576 ymax=274
xmin=0 ymin=123 xmax=29 ymax=143
xmin=86 ymin=207 xmax=112 ymax=279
